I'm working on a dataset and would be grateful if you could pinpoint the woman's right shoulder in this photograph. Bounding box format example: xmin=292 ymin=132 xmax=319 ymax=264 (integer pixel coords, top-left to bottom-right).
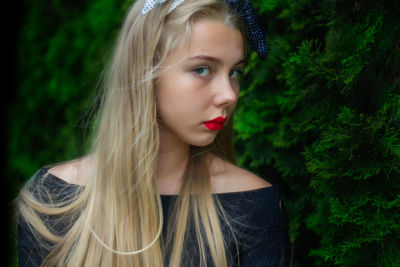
xmin=19 ymin=158 xmax=91 ymax=205
xmin=45 ymin=155 xmax=94 ymax=186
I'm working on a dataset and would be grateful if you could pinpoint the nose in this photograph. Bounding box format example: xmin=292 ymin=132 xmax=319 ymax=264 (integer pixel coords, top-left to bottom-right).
xmin=213 ymin=74 xmax=238 ymax=108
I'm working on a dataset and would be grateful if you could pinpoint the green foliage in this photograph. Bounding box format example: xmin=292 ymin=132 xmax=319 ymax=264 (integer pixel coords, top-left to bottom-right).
xmin=10 ymin=0 xmax=130 ymax=190
xmin=10 ymin=0 xmax=400 ymax=266
xmin=235 ymin=0 xmax=400 ymax=266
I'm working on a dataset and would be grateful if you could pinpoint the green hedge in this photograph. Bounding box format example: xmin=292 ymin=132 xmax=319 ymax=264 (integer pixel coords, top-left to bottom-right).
xmin=10 ymin=0 xmax=400 ymax=266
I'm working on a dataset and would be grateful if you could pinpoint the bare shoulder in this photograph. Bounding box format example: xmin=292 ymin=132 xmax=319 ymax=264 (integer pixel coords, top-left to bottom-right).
xmin=208 ymin=154 xmax=272 ymax=194
xmin=47 ymin=155 xmax=94 ymax=186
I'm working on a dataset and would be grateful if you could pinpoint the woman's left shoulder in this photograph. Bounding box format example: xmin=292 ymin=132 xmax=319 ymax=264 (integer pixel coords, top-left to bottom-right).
xmin=208 ymin=154 xmax=272 ymax=194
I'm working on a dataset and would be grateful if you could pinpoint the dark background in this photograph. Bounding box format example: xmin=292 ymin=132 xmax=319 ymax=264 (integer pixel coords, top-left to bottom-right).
xmin=5 ymin=1 xmax=23 ymax=266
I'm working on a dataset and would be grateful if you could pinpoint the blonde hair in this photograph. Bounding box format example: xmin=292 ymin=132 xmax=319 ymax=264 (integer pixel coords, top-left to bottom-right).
xmin=18 ymin=0 xmax=246 ymax=266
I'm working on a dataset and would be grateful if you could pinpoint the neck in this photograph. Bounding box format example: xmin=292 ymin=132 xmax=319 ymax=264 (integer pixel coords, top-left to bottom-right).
xmin=156 ymin=126 xmax=190 ymax=194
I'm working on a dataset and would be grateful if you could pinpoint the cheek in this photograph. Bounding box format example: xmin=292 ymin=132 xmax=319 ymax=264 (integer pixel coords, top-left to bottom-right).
xmin=228 ymin=97 xmax=238 ymax=114
xmin=157 ymin=71 xmax=205 ymax=106
xmin=156 ymin=81 xmax=195 ymax=121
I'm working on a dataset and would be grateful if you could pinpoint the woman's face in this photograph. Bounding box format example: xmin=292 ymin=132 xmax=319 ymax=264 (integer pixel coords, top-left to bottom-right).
xmin=156 ymin=19 xmax=244 ymax=147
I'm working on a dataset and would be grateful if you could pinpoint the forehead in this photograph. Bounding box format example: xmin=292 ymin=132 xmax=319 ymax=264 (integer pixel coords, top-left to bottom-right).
xmin=166 ymin=20 xmax=244 ymax=66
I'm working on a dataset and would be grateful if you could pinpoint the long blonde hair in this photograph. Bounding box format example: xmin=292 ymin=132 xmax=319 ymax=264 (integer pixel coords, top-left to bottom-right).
xmin=18 ymin=0 xmax=246 ymax=266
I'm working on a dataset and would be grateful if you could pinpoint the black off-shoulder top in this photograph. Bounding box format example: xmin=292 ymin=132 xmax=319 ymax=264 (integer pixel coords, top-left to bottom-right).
xmin=18 ymin=168 xmax=291 ymax=266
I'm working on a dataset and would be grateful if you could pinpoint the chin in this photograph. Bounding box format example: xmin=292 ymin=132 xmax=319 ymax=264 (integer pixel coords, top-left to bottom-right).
xmin=188 ymin=135 xmax=217 ymax=147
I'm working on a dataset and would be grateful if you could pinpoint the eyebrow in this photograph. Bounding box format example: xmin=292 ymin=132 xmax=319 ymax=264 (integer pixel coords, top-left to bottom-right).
xmin=188 ymin=55 xmax=246 ymax=66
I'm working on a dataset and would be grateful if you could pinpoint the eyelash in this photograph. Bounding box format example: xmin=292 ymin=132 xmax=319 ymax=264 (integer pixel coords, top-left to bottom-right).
xmin=193 ymin=66 xmax=243 ymax=79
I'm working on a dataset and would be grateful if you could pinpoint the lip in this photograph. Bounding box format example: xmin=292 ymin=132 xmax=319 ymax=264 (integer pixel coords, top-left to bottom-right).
xmin=203 ymin=116 xmax=228 ymax=131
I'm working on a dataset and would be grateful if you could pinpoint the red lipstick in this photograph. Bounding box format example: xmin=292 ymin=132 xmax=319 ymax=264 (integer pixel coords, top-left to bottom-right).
xmin=203 ymin=116 xmax=228 ymax=131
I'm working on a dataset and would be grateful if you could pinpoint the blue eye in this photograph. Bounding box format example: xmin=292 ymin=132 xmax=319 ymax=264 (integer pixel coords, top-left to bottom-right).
xmin=230 ymin=70 xmax=243 ymax=79
xmin=194 ymin=67 xmax=210 ymax=77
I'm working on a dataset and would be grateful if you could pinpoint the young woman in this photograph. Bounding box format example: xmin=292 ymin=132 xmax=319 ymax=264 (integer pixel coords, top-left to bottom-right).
xmin=17 ymin=0 xmax=290 ymax=266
